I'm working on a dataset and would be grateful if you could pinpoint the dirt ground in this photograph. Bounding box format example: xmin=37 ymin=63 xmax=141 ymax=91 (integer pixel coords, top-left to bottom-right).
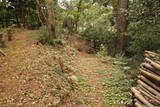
xmin=0 ymin=30 xmax=123 ymax=107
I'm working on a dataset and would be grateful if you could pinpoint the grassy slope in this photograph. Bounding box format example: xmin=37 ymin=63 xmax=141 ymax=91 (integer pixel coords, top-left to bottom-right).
xmin=0 ymin=30 xmax=137 ymax=107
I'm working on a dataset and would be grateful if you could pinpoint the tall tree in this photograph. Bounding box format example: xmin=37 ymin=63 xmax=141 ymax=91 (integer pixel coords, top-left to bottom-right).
xmin=45 ymin=0 xmax=56 ymax=41
xmin=116 ymin=0 xmax=129 ymax=52
xmin=20 ymin=0 xmax=27 ymax=28
xmin=75 ymin=0 xmax=83 ymax=32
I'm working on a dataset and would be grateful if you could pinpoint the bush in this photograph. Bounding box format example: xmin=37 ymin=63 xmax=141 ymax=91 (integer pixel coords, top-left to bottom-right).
xmin=37 ymin=26 xmax=65 ymax=45
xmin=81 ymin=25 xmax=116 ymax=51
xmin=127 ymin=22 xmax=160 ymax=57
xmin=77 ymin=4 xmax=117 ymax=53
xmin=37 ymin=26 xmax=49 ymax=44
xmin=126 ymin=0 xmax=160 ymax=57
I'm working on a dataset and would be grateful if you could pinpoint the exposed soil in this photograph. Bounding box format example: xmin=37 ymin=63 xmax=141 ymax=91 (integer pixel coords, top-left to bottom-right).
xmin=0 ymin=30 xmax=111 ymax=107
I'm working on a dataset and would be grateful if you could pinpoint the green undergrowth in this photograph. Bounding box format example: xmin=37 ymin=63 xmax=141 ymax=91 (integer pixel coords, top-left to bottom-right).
xmin=38 ymin=45 xmax=80 ymax=106
xmin=0 ymin=42 xmax=82 ymax=106
xmin=96 ymin=50 xmax=138 ymax=106
xmin=100 ymin=68 xmax=135 ymax=106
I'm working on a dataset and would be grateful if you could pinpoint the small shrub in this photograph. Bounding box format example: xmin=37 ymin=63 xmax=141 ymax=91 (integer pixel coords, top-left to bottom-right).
xmin=80 ymin=25 xmax=116 ymax=53
xmin=37 ymin=26 xmax=49 ymax=44
xmin=37 ymin=26 xmax=66 ymax=45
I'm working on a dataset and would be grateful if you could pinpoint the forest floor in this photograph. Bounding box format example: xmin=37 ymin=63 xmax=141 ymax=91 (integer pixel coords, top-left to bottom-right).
xmin=0 ymin=30 xmax=135 ymax=107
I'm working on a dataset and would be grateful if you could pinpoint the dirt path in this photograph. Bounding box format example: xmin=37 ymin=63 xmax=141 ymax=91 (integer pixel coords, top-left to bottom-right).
xmin=0 ymin=30 xmax=36 ymax=95
xmin=0 ymin=30 xmax=113 ymax=107
xmin=0 ymin=30 xmax=57 ymax=106
xmin=73 ymin=52 xmax=108 ymax=107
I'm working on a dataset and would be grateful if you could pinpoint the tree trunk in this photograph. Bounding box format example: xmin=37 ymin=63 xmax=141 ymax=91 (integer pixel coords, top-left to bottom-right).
xmin=75 ymin=0 xmax=83 ymax=32
xmin=20 ymin=0 xmax=27 ymax=28
xmin=15 ymin=12 xmax=20 ymax=27
xmin=35 ymin=0 xmax=46 ymax=25
xmin=116 ymin=0 xmax=129 ymax=53
xmin=45 ymin=0 xmax=56 ymax=41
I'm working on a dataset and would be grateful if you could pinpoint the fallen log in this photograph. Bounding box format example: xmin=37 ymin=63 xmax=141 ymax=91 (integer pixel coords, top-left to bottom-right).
xmin=145 ymin=58 xmax=160 ymax=71
xmin=138 ymin=86 xmax=160 ymax=104
xmin=138 ymin=85 xmax=160 ymax=102
xmin=134 ymin=99 xmax=144 ymax=107
xmin=156 ymin=61 xmax=160 ymax=65
xmin=141 ymin=63 xmax=160 ymax=75
xmin=145 ymin=51 xmax=158 ymax=57
xmin=132 ymin=51 xmax=160 ymax=106
xmin=138 ymin=75 xmax=160 ymax=92
xmin=131 ymin=87 xmax=154 ymax=106
xmin=140 ymin=68 xmax=160 ymax=82
xmin=144 ymin=53 xmax=151 ymax=58
xmin=135 ymin=102 xmax=143 ymax=107
xmin=137 ymin=80 xmax=160 ymax=99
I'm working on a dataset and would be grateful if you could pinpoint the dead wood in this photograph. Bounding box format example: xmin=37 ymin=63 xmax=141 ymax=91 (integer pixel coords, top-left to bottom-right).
xmin=145 ymin=58 xmax=160 ymax=71
xmin=138 ymin=75 xmax=160 ymax=92
xmin=140 ymin=68 xmax=160 ymax=82
xmin=138 ymin=85 xmax=160 ymax=102
xmin=131 ymin=87 xmax=154 ymax=106
xmin=145 ymin=51 xmax=158 ymax=58
xmin=138 ymin=86 xmax=160 ymax=104
xmin=141 ymin=63 xmax=160 ymax=75
xmin=137 ymin=80 xmax=160 ymax=99
xmin=134 ymin=99 xmax=144 ymax=107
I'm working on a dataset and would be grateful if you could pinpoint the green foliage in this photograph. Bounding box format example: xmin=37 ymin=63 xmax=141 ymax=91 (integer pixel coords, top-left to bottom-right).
xmin=96 ymin=44 xmax=108 ymax=58
xmin=38 ymin=26 xmax=65 ymax=45
xmin=127 ymin=0 xmax=160 ymax=56
xmin=64 ymin=0 xmax=160 ymax=57
xmin=46 ymin=100 xmax=60 ymax=107
xmin=96 ymin=53 xmax=138 ymax=106
xmin=101 ymin=71 xmax=133 ymax=106
xmin=0 ymin=29 xmax=4 ymax=33
xmin=37 ymin=26 xmax=49 ymax=44
xmin=0 ymin=0 xmax=40 ymax=28
xmin=63 ymin=15 xmax=76 ymax=34
xmin=78 ymin=3 xmax=116 ymax=51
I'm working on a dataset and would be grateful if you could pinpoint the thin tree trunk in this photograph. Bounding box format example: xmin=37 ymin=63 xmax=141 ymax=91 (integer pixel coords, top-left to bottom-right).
xmin=20 ymin=0 xmax=27 ymax=28
xmin=45 ymin=0 xmax=56 ymax=41
xmin=15 ymin=12 xmax=20 ymax=27
xmin=35 ymin=0 xmax=46 ymax=25
xmin=116 ymin=0 xmax=129 ymax=52
xmin=75 ymin=0 xmax=83 ymax=32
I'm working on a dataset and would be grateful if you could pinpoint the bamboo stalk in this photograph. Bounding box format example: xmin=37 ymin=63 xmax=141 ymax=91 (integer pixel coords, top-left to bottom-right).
xmin=138 ymin=75 xmax=160 ymax=92
xmin=140 ymin=68 xmax=160 ymax=82
xmin=137 ymin=80 xmax=160 ymax=98
xmin=131 ymin=87 xmax=154 ymax=106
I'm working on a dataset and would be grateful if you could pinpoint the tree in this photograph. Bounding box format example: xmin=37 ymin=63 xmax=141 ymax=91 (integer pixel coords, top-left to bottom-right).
xmin=75 ymin=0 xmax=83 ymax=32
xmin=45 ymin=0 xmax=56 ymax=41
xmin=20 ymin=0 xmax=27 ymax=28
xmin=127 ymin=0 xmax=160 ymax=56
xmin=0 ymin=0 xmax=41 ymax=28
xmin=116 ymin=0 xmax=129 ymax=53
